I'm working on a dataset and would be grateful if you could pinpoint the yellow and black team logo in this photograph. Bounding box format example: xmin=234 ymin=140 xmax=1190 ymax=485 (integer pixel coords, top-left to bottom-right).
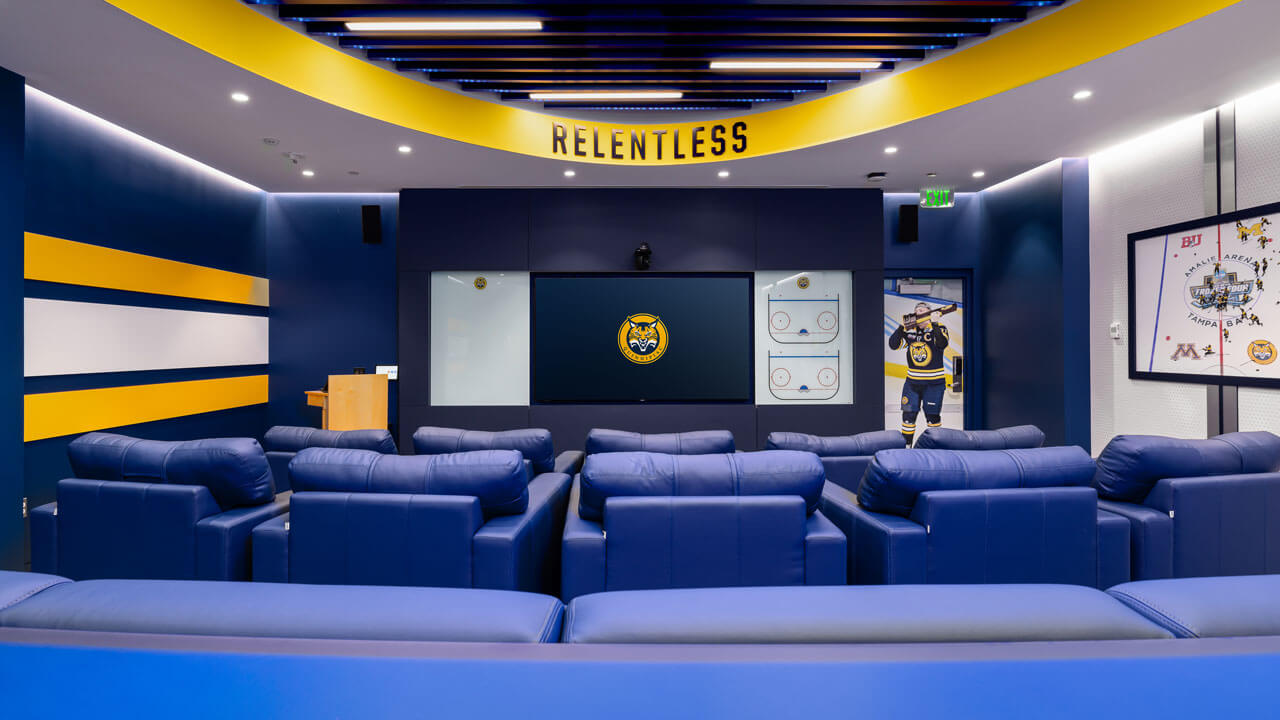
xmin=796 ymin=276 xmax=810 ymax=289
xmin=901 ymin=396 xmax=909 ymax=406
xmin=908 ymin=341 xmax=932 ymax=366
xmin=617 ymin=313 xmax=668 ymax=365
xmin=1248 ymin=339 xmax=1276 ymax=365
xmin=473 ymin=276 xmax=487 ymax=290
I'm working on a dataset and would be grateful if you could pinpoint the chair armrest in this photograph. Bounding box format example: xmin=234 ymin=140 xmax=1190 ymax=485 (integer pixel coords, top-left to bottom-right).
xmin=1145 ymin=473 xmax=1280 ymax=577
xmin=823 ymin=480 xmax=927 ymax=585
xmin=820 ymin=456 xmax=872 ymax=494
xmin=474 ymin=472 xmax=572 ymax=593
xmin=804 ymin=510 xmax=847 ymax=585
xmin=1098 ymin=499 xmax=1172 ymax=581
xmin=1097 ymin=509 xmax=1131 ymax=589
xmin=554 ymin=451 xmax=585 ymax=476
xmin=250 ymin=513 xmax=290 ymax=583
xmin=562 ymin=477 xmax=606 ymax=602
xmin=196 ymin=493 xmax=290 ymax=581
xmin=29 ymin=502 xmax=58 ymax=575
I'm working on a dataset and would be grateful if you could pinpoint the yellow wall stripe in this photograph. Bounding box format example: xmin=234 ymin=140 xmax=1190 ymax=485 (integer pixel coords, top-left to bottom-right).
xmin=105 ymin=0 xmax=1239 ymax=165
xmin=24 ymin=375 xmax=268 ymax=442
xmin=24 ymin=232 xmax=269 ymax=307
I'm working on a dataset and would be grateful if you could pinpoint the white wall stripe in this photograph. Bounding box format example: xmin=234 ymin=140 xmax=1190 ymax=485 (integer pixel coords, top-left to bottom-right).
xmin=24 ymin=298 xmax=268 ymax=377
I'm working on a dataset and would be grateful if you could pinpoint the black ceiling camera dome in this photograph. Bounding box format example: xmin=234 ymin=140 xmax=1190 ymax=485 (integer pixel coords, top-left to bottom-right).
xmin=634 ymin=242 xmax=652 ymax=270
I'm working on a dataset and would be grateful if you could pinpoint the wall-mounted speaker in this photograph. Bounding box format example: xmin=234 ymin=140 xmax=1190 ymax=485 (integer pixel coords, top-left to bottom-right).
xmin=361 ymin=205 xmax=382 ymax=244
xmin=897 ymin=204 xmax=919 ymax=243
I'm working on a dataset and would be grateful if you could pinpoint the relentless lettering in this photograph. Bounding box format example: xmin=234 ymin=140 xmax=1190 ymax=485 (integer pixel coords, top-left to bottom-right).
xmin=550 ymin=121 xmax=749 ymax=161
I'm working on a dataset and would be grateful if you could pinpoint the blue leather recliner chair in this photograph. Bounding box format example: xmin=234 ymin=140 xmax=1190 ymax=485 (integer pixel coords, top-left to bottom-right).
xmin=252 ymin=447 xmax=571 ymax=593
xmin=913 ymin=425 xmax=1046 ymax=450
xmin=585 ymin=428 xmax=735 ymax=455
xmin=821 ymin=446 xmax=1129 ymax=588
xmin=29 ymin=432 xmax=288 ymax=581
xmin=263 ymin=426 xmax=398 ymax=492
xmin=1093 ymin=431 xmax=1280 ymax=580
xmin=413 ymin=426 xmax=585 ymax=477
xmin=561 ymin=449 xmax=846 ymax=601
xmin=765 ymin=430 xmax=906 ymax=492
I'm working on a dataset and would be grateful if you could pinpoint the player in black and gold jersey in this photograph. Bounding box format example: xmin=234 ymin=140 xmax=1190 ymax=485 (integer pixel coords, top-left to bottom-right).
xmin=888 ymin=302 xmax=950 ymax=447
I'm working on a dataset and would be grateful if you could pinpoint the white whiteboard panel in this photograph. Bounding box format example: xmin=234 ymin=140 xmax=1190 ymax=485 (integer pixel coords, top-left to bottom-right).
xmin=24 ymin=298 xmax=268 ymax=377
xmin=755 ymin=271 xmax=854 ymax=405
xmin=430 ymin=271 xmax=530 ymax=406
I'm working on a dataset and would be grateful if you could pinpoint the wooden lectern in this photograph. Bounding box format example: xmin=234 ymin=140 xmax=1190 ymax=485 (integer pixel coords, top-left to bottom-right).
xmin=305 ymin=374 xmax=388 ymax=431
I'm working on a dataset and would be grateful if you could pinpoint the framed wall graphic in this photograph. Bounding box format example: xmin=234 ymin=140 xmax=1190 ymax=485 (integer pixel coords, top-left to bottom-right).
xmin=1129 ymin=199 xmax=1280 ymax=387
xmin=754 ymin=271 xmax=854 ymax=405
xmin=429 ymin=271 xmax=530 ymax=406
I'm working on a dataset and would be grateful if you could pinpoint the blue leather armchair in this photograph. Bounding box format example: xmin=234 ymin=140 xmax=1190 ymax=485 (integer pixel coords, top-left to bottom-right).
xmin=821 ymin=446 xmax=1129 ymax=587
xmin=262 ymin=426 xmax=397 ymax=492
xmin=914 ymin=425 xmax=1046 ymax=450
xmin=766 ymin=430 xmax=905 ymax=492
xmin=29 ymin=432 xmax=287 ymax=581
xmin=1093 ymin=431 xmax=1280 ymax=580
xmin=252 ymin=447 xmax=571 ymax=593
xmin=413 ymin=425 xmax=584 ymax=476
xmin=562 ymin=450 xmax=845 ymax=601
xmin=585 ymin=428 xmax=735 ymax=455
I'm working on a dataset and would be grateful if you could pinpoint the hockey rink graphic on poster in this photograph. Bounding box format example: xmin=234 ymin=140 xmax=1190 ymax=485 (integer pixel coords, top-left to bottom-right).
xmin=1132 ymin=212 xmax=1278 ymax=380
xmin=754 ymin=271 xmax=853 ymax=405
xmin=767 ymin=296 xmax=839 ymax=344
xmin=768 ymin=351 xmax=840 ymax=401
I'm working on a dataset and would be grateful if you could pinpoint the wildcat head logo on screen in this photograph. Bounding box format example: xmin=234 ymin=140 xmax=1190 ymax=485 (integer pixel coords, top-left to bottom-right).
xmin=617 ymin=313 xmax=668 ymax=365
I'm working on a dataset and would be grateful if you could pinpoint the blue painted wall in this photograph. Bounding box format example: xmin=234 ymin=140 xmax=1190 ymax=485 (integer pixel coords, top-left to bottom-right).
xmin=265 ymin=194 xmax=399 ymax=436
xmin=0 ymin=69 xmax=24 ymax=569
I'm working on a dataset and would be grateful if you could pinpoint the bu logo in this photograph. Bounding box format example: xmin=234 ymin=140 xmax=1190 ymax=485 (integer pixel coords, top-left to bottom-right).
xmin=1170 ymin=343 xmax=1200 ymax=361
xmin=1180 ymin=234 xmax=1202 ymax=249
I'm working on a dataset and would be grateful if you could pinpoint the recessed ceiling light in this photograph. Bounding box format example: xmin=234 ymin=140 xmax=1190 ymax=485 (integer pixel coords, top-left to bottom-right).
xmin=530 ymin=91 xmax=682 ymax=101
xmin=345 ymin=20 xmax=543 ymax=32
xmin=884 ymin=146 xmax=899 ymax=155
xmin=398 ymin=145 xmax=412 ymax=154
xmin=1073 ymin=89 xmax=1093 ymax=101
xmin=563 ymin=169 xmax=576 ymax=178
xmin=230 ymin=92 xmax=250 ymax=103
xmin=718 ymin=170 xmax=730 ymax=178
xmin=972 ymin=170 xmax=986 ymax=179
xmin=866 ymin=172 xmax=887 ymax=182
xmin=926 ymin=172 xmax=938 ymax=178
xmin=709 ymin=60 xmax=881 ymax=71
xmin=301 ymin=169 xmax=315 ymax=177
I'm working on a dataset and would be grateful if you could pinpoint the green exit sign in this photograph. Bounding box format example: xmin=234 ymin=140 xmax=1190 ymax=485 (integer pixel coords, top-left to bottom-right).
xmin=920 ymin=187 xmax=955 ymax=208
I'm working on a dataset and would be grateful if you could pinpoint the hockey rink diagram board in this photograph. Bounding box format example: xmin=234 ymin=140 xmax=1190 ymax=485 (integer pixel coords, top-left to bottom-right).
xmin=1130 ymin=202 xmax=1280 ymax=386
xmin=755 ymin=271 xmax=853 ymax=405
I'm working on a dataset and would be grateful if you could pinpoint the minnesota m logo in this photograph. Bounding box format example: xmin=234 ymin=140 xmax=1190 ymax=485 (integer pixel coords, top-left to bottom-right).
xmin=1170 ymin=343 xmax=1200 ymax=361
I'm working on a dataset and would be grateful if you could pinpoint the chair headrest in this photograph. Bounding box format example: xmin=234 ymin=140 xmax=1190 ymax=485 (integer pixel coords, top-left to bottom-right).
xmin=857 ymin=446 xmax=1095 ymax=518
xmin=578 ymin=450 xmax=823 ymax=522
xmin=1094 ymin=431 xmax=1280 ymax=502
xmin=263 ymin=426 xmax=397 ymax=454
xmin=289 ymin=447 xmax=528 ymax=518
xmin=412 ymin=427 xmax=554 ymax=474
xmin=914 ymin=425 xmax=1046 ymax=450
xmin=765 ymin=430 xmax=905 ymax=457
xmin=67 ymin=432 xmax=275 ymax=510
xmin=585 ymin=429 xmax=735 ymax=455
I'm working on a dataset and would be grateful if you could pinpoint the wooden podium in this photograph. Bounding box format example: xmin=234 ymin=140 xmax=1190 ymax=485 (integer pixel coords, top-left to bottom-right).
xmin=305 ymin=374 xmax=388 ymax=431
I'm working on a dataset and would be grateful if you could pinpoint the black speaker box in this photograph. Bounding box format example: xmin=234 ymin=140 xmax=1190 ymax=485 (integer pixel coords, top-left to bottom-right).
xmin=897 ymin=204 xmax=919 ymax=243
xmin=361 ymin=205 xmax=382 ymax=244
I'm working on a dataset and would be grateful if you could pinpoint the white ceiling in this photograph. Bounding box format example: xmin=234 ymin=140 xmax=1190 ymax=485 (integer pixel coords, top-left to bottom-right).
xmin=1 ymin=0 xmax=1279 ymax=193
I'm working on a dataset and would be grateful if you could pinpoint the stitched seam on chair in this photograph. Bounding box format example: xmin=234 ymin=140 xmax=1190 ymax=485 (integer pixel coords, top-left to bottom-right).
xmin=367 ymin=453 xmax=380 ymax=492
xmin=116 ymin=436 xmax=142 ymax=481
xmin=1109 ymin=590 xmax=1198 ymax=638
xmin=159 ymin=443 xmax=179 ymax=485
xmin=0 ymin=579 xmax=68 ymax=612
xmin=538 ymin=601 xmax=559 ymax=643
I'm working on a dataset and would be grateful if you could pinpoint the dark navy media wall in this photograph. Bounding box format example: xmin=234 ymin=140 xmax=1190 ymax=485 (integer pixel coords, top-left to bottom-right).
xmin=0 ymin=69 xmax=23 ymax=569
xmin=399 ymin=189 xmax=885 ymax=451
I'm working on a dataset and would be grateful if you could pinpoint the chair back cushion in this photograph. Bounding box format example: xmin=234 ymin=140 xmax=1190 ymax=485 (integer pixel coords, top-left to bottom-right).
xmin=585 ymin=429 xmax=734 ymax=455
xmin=1094 ymin=431 xmax=1280 ymax=502
xmin=578 ymin=450 xmax=824 ymax=522
xmin=263 ymin=426 xmax=397 ymax=454
xmin=412 ymin=427 xmax=554 ymax=474
xmin=766 ymin=430 xmax=905 ymax=456
xmin=289 ymin=447 xmax=528 ymax=517
xmin=914 ymin=425 xmax=1046 ymax=450
xmin=67 ymin=432 xmax=275 ymax=509
xmin=603 ymin=496 xmax=807 ymax=592
xmin=857 ymin=446 xmax=1095 ymax=517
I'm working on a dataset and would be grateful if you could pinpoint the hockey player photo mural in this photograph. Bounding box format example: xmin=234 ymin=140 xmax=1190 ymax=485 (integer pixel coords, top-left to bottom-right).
xmin=888 ymin=301 xmax=957 ymax=446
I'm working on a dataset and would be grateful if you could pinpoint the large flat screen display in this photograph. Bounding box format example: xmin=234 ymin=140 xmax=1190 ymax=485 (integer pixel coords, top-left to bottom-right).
xmin=1129 ymin=200 xmax=1280 ymax=387
xmin=532 ymin=274 xmax=753 ymax=403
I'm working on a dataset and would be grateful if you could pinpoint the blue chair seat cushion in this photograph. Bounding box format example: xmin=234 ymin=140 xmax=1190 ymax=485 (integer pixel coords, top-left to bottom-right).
xmin=263 ymin=426 xmax=397 ymax=454
xmin=858 ymin=446 xmax=1096 ymax=518
xmin=914 ymin=425 xmax=1046 ymax=450
xmin=289 ymin=447 xmax=528 ymax=517
xmin=585 ymin=429 xmax=734 ymax=455
xmin=563 ymin=585 xmax=1172 ymax=643
xmin=1108 ymin=575 xmax=1280 ymax=638
xmin=67 ymin=432 xmax=275 ymax=509
xmin=765 ymin=430 xmax=905 ymax=456
xmin=1094 ymin=432 xmax=1280 ymax=502
xmin=578 ymin=450 xmax=825 ymax=522
xmin=0 ymin=579 xmax=563 ymax=643
xmin=0 ymin=571 xmax=70 ymax=612
xmin=412 ymin=427 xmax=555 ymax=474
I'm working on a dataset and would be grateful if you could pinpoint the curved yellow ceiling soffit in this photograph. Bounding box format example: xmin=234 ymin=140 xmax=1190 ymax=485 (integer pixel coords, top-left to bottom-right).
xmin=108 ymin=0 xmax=1238 ymax=166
